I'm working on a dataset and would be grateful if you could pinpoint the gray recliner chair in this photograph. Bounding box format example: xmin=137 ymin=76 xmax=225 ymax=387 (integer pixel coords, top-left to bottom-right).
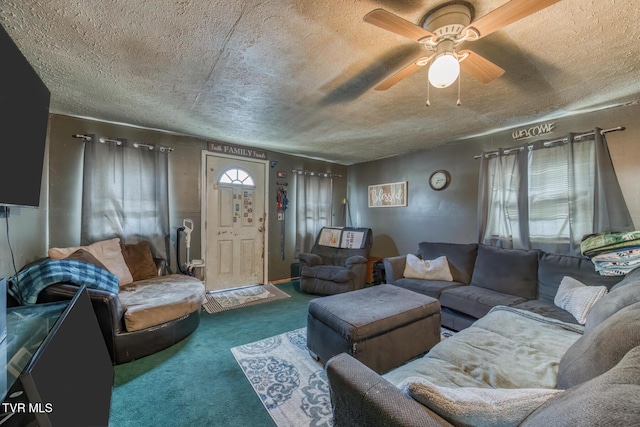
xmin=298 ymin=227 xmax=373 ymax=295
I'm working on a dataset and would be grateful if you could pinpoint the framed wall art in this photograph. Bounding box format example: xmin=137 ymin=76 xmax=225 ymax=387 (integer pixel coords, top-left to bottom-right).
xmin=368 ymin=181 xmax=407 ymax=208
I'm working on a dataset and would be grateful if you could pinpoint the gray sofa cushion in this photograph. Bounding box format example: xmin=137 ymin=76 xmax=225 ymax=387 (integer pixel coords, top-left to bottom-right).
xmin=610 ymin=266 xmax=640 ymax=291
xmin=558 ymin=301 xmax=640 ymax=389
xmin=439 ymin=286 xmax=527 ymax=319
xmin=537 ymin=252 xmax=621 ymax=302
xmin=418 ymin=242 xmax=478 ymax=285
xmin=392 ymin=278 xmax=464 ymax=299
xmin=511 ymin=299 xmax=579 ymax=324
xmin=585 ymin=267 xmax=640 ymax=332
xmin=522 ymin=345 xmax=640 ymax=426
xmin=470 ymin=245 xmax=539 ymax=300
xmin=301 ymin=265 xmax=352 ymax=283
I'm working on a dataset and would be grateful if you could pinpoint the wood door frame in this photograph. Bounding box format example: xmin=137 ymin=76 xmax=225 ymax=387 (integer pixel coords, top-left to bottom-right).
xmin=200 ymin=151 xmax=269 ymax=286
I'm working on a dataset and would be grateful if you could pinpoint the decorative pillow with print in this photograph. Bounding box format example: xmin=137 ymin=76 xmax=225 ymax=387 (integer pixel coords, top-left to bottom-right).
xmin=403 ymin=254 xmax=453 ymax=281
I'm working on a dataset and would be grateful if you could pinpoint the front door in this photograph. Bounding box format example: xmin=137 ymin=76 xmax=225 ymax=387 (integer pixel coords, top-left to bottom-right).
xmin=204 ymin=154 xmax=267 ymax=291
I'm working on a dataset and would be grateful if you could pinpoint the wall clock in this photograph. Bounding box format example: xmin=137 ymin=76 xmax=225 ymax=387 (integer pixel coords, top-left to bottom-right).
xmin=429 ymin=170 xmax=450 ymax=191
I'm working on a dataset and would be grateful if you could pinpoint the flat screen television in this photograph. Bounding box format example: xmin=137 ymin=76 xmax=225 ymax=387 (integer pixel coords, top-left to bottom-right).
xmin=0 ymin=23 xmax=50 ymax=208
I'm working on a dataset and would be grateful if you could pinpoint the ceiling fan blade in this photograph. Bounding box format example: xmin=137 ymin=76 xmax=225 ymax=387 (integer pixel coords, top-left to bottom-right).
xmin=464 ymin=0 xmax=562 ymax=39
xmin=374 ymin=57 xmax=432 ymax=90
xmin=458 ymin=50 xmax=505 ymax=84
xmin=364 ymin=9 xmax=436 ymax=42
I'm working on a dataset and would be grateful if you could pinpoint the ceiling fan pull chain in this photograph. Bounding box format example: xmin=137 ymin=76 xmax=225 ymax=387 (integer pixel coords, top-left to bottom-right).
xmin=426 ymin=79 xmax=431 ymax=107
xmin=456 ymin=73 xmax=462 ymax=106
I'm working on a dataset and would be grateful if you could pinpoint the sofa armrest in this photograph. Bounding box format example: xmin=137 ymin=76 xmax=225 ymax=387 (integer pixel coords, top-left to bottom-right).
xmin=345 ymin=255 xmax=368 ymax=268
xmin=326 ymin=353 xmax=453 ymax=427
xmin=153 ymin=257 xmax=167 ymax=276
xmin=383 ymin=255 xmax=407 ymax=283
xmin=298 ymin=253 xmax=323 ymax=269
xmin=37 ymin=283 xmax=124 ymax=362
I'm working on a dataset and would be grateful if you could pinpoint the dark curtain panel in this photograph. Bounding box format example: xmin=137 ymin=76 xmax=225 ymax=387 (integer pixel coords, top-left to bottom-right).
xmin=81 ymin=139 xmax=170 ymax=259
xmin=295 ymin=172 xmax=333 ymax=256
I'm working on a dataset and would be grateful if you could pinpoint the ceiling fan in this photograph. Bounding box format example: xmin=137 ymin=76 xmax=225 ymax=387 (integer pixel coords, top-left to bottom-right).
xmin=364 ymin=0 xmax=561 ymax=92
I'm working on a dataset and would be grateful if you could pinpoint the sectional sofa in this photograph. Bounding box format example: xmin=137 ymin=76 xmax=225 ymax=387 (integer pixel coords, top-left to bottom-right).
xmin=325 ymin=242 xmax=640 ymax=426
xmin=383 ymin=242 xmax=620 ymax=330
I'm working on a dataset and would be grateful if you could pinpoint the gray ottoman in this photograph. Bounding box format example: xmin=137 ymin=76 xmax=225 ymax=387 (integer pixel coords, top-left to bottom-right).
xmin=307 ymin=284 xmax=441 ymax=374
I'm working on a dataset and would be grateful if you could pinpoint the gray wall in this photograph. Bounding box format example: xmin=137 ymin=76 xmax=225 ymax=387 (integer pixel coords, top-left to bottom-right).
xmin=47 ymin=114 xmax=346 ymax=282
xmin=348 ymin=102 xmax=640 ymax=259
xmin=5 ymin=102 xmax=639 ymax=282
xmin=265 ymin=153 xmax=347 ymax=280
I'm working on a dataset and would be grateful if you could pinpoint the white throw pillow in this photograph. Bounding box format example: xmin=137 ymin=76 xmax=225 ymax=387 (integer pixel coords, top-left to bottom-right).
xmin=400 ymin=377 xmax=562 ymax=427
xmin=49 ymin=238 xmax=134 ymax=286
xmin=554 ymin=276 xmax=607 ymax=324
xmin=403 ymin=254 xmax=453 ymax=281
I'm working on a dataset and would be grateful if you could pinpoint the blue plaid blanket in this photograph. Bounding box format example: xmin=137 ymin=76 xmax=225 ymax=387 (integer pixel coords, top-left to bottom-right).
xmin=8 ymin=259 xmax=119 ymax=305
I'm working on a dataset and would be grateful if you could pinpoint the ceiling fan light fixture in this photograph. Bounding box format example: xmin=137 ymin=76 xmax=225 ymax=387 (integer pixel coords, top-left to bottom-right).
xmin=428 ymin=52 xmax=460 ymax=88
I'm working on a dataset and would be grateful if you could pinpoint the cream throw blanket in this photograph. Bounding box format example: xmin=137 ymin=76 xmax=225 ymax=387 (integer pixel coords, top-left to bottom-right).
xmin=384 ymin=306 xmax=583 ymax=389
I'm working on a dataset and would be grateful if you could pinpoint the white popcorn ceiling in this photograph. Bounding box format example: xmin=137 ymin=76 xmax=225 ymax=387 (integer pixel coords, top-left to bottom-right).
xmin=1 ymin=0 xmax=638 ymax=165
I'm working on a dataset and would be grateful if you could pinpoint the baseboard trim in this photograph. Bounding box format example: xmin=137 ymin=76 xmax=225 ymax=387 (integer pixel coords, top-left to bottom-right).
xmin=269 ymin=277 xmax=299 ymax=285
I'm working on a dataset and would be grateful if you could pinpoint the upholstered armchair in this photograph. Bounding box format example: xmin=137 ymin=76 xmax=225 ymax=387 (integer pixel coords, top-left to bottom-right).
xmin=298 ymin=227 xmax=373 ymax=295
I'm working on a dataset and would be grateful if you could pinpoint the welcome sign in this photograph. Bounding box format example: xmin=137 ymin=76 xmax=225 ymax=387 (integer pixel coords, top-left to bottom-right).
xmin=512 ymin=122 xmax=555 ymax=141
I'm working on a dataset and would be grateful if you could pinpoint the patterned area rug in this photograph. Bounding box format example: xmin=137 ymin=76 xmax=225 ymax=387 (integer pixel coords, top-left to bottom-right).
xmin=203 ymin=284 xmax=290 ymax=314
xmin=231 ymin=327 xmax=456 ymax=427
xmin=231 ymin=328 xmax=330 ymax=427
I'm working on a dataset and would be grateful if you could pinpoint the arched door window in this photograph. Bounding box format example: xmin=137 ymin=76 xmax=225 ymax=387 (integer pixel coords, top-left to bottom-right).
xmin=218 ymin=167 xmax=255 ymax=187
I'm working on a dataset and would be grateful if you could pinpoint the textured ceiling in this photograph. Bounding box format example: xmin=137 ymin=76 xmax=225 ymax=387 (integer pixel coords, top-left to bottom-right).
xmin=1 ymin=0 xmax=639 ymax=165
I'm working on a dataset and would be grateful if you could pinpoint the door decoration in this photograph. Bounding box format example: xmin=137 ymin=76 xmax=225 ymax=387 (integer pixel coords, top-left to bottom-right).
xmin=277 ymin=183 xmax=289 ymax=260
xmin=243 ymin=190 xmax=254 ymax=226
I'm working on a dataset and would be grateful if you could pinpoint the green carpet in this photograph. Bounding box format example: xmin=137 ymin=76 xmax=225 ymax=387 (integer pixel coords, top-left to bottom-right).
xmin=109 ymin=281 xmax=315 ymax=427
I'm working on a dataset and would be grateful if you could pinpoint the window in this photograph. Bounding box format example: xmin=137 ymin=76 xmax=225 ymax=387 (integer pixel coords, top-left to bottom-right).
xmin=478 ymin=130 xmax=632 ymax=255
xmin=527 ymin=141 xmax=594 ymax=244
xmin=294 ymin=172 xmax=333 ymax=255
xmin=81 ymin=139 xmax=170 ymax=259
xmin=218 ymin=168 xmax=255 ymax=187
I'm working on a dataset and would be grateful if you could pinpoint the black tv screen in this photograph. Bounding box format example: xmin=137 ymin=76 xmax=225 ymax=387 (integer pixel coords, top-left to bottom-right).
xmin=0 ymin=23 xmax=50 ymax=208
xmin=19 ymin=287 xmax=114 ymax=426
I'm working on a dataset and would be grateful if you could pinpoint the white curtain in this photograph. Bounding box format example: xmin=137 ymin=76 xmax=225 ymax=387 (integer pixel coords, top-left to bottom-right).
xmin=295 ymin=173 xmax=332 ymax=255
xmin=478 ymin=148 xmax=527 ymax=248
xmin=81 ymin=139 xmax=170 ymax=259
xmin=478 ymin=129 xmax=634 ymax=255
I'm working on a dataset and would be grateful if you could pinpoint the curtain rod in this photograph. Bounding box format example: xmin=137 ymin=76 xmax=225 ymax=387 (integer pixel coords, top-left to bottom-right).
xmin=473 ymin=126 xmax=625 ymax=159
xmin=291 ymin=169 xmax=341 ymax=178
xmin=71 ymin=134 xmax=173 ymax=152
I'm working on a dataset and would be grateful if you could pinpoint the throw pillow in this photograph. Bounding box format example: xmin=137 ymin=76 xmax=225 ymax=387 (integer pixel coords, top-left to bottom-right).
xmin=400 ymin=377 xmax=562 ymax=427
xmin=66 ymin=249 xmax=109 ymax=271
xmin=417 ymin=242 xmax=478 ymax=284
xmin=403 ymin=254 xmax=453 ymax=281
xmin=120 ymin=241 xmax=158 ymax=281
xmin=470 ymin=245 xmax=539 ymax=300
xmin=48 ymin=238 xmax=134 ymax=286
xmin=554 ymin=276 xmax=607 ymax=324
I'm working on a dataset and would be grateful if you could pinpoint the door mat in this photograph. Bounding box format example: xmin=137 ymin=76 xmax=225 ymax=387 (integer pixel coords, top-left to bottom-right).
xmin=202 ymin=284 xmax=290 ymax=314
